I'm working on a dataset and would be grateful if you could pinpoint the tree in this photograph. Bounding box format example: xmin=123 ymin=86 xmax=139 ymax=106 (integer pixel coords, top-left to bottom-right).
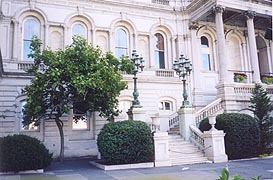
xmin=22 ymin=36 xmax=133 ymax=161
xmin=249 ymin=84 xmax=273 ymax=153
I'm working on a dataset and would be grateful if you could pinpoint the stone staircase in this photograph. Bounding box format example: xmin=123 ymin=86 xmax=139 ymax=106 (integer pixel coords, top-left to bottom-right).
xmin=168 ymin=132 xmax=209 ymax=166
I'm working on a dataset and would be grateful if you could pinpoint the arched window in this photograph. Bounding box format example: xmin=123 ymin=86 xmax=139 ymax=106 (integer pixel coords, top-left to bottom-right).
xmin=72 ymin=23 xmax=87 ymax=39
xmin=159 ymin=101 xmax=172 ymax=111
xmin=201 ymin=36 xmax=211 ymax=71
xmin=115 ymin=28 xmax=128 ymax=58
xmin=154 ymin=33 xmax=165 ymax=69
xmin=23 ymin=18 xmax=40 ymax=61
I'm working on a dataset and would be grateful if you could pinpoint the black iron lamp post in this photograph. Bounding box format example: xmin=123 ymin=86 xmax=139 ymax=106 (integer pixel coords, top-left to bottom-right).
xmin=173 ymin=54 xmax=192 ymax=108
xmin=131 ymin=50 xmax=144 ymax=108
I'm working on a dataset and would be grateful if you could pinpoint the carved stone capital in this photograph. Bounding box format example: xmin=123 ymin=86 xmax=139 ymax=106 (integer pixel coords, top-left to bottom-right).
xmin=244 ymin=10 xmax=256 ymax=19
xmin=212 ymin=5 xmax=225 ymax=14
xmin=189 ymin=22 xmax=199 ymax=30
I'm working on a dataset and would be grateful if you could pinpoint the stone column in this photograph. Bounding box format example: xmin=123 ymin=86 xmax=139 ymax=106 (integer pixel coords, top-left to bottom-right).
xmin=245 ymin=10 xmax=261 ymax=83
xmin=203 ymin=116 xmax=228 ymax=163
xmin=189 ymin=22 xmax=203 ymax=106
xmin=153 ymin=132 xmax=171 ymax=167
xmin=213 ymin=5 xmax=231 ymax=83
xmin=178 ymin=107 xmax=195 ymax=140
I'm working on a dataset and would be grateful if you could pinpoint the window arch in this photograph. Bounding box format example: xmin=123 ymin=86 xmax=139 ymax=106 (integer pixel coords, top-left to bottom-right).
xmin=115 ymin=28 xmax=128 ymax=58
xmin=72 ymin=22 xmax=87 ymax=39
xmin=23 ymin=18 xmax=40 ymax=61
xmin=154 ymin=33 xmax=165 ymax=69
xmin=201 ymin=36 xmax=212 ymax=71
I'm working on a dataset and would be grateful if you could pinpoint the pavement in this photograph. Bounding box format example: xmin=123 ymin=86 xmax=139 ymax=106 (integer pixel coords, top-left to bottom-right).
xmin=0 ymin=158 xmax=272 ymax=180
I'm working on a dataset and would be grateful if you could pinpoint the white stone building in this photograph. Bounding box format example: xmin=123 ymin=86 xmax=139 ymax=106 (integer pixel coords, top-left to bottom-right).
xmin=0 ymin=0 xmax=272 ymax=162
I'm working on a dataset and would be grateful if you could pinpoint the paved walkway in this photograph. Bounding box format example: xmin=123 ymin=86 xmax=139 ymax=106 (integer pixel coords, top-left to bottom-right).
xmin=0 ymin=158 xmax=272 ymax=180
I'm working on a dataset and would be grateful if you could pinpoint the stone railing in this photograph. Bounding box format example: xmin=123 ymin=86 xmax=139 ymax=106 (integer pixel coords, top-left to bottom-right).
xmin=168 ymin=112 xmax=179 ymax=128
xmin=195 ymin=98 xmax=223 ymax=125
xmin=156 ymin=69 xmax=174 ymax=77
xmin=152 ymin=0 xmax=170 ymax=5
xmin=189 ymin=125 xmax=204 ymax=150
xmin=18 ymin=62 xmax=34 ymax=71
xmin=17 ymin=62 xmax=47 ymax=72
xmin=234 ymin=85 xmax=254 ymax=94
xmin=233 ymin=83 xmax=273 ymax=99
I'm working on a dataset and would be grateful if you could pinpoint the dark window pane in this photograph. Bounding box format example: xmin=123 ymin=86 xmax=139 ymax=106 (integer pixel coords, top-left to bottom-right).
xmin=201 ymin=36 xmax=209 ymax=48
xmin=165 ymin=102 xmax=171 ymax=110
xmin=154 ymin=33 xmax=165 ymax=69
xmin=159 ymin=52 xmax=165 ymax=69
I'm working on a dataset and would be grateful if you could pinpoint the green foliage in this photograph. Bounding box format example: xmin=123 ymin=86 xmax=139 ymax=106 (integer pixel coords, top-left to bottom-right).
xmin=0 ymin=134 xmax=52 ymax=172
xmin=97 ymin=120 xmax=154 ymax=165
xmin=217 ymin=168 xmax=261 ymax=180
xmin=217 ymin=168 xmax=229 ymax=180
xmin=23 ymin=35 xmax=133 ymax=124
xmin=261 ymin=75 xmax=273 ymax=85
xmin=199 ymin=113 xmax=260 ymax=160
xmin=248 ymin=84 xmax=273 ymax=153
xmin=22 ymin=36 xmax=133 ymax=160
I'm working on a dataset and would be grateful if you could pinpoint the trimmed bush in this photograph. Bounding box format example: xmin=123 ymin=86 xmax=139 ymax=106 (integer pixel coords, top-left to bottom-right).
xmin=97 ymin=120 xmax=154 ymax=165
xmin=199 ymin=113 xmax=260 ymax=160
xmin=0 ymin=134 xmax=52 ymax=172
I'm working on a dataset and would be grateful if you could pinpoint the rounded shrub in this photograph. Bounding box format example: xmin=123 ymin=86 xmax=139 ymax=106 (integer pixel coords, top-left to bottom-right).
xmin=97 ymin=120 xmax=154 ymax=165
xmin=0 ymin=134 xmax=52 ymax=172
xmin=199 ymin=113 xmax=260 ymax=160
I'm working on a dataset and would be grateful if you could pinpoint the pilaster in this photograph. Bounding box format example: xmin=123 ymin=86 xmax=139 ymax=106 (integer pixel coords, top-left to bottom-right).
xmin=12 ymin=20 xmax=19 ymax=60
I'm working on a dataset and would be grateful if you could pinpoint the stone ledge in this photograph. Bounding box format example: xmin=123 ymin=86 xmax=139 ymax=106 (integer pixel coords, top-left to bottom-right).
xmin=0 ymin=169 xmax=44 ymax=175
xmin=89 ymin=161 xmax=154 ymax=170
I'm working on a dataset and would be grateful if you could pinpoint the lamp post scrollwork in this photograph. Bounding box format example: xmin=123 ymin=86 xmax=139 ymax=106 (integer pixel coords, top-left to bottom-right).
xmin=173 ymin=54 xmax=192 ymax=108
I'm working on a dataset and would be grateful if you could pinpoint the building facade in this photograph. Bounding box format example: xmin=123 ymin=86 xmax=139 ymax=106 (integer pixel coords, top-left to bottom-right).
xmin=0 ymin=0 xmax=272 ymax=158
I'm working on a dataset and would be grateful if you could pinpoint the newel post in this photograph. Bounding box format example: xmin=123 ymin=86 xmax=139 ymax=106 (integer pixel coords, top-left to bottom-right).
xmin=203 ymin=116 xmax=228 ymax=163
xmin=178 ymin=107 xmax=195 ymax=140
xmin=153 ymin=132 xmax=171 ymax=167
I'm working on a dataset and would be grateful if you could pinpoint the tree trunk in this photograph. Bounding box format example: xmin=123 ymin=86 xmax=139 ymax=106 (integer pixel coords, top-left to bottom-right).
xmin=55 ymin=117 xmax=64 ymax=162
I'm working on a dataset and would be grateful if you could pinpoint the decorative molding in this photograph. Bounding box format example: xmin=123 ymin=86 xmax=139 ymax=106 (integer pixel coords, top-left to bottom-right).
xmin=28 ymin=0 xmax=36 ymax=10
xmin=212 ymin=4 xmax=225 ymax=14
xmin=244 ymin=10 xmax=256 ymax=19
xmin=189 ymin=22 xmax=199 ymax=30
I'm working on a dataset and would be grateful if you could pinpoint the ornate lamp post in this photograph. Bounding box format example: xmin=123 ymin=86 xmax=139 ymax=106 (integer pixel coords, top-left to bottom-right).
xmin=173 ymin=54 xmax=192 ymax=108
xmin=131 ymin=50 xmax=144 ymax=108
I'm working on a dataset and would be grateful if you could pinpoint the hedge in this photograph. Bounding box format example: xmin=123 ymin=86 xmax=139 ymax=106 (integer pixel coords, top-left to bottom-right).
xmin=199 ymin=113 xmax=260 ymax=160
xmin=0 ymin=134 xmax=52 ymax=172
xmin=97 ymin=120 xmax=154 ymax=165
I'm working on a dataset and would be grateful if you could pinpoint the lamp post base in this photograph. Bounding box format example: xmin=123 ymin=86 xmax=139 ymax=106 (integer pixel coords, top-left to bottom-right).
xmin=181 ymin=100 xmax=192 ymax=108
xmin=127 ymin=106 xmax=147 ymax=122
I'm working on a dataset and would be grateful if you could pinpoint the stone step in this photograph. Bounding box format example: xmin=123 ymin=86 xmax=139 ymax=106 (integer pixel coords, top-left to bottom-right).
xmin=169 ymin=147 xmax=202 ymax=152
xmin=167 ymin=134 xmax=208 ymax=166
xmin=171 ymin=157 xmax=209 ymax=166
xmin=170 ymin=152 xmax=205 ymax=158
